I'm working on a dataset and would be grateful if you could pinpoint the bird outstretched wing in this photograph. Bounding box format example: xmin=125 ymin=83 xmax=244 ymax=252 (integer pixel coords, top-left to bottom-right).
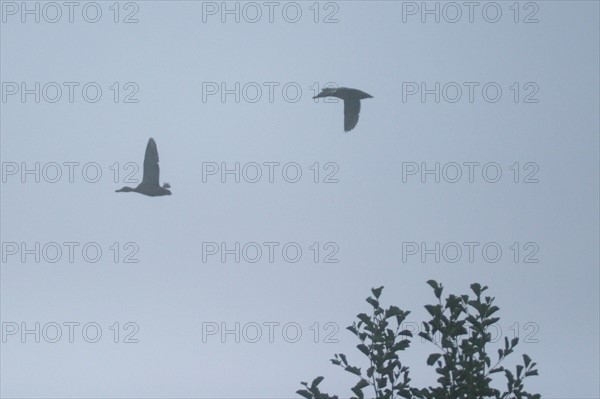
xmin=142 ymin=138 xmax=160 ymax=186
xmin=344 ymin=98 xmax=361 ymax=132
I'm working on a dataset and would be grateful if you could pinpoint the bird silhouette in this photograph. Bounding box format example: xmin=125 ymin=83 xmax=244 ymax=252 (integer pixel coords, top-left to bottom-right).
xmin=313 ymin=87 xmax=373 ymax=132
xmin=116 ymin=138 xmax=172 ymax=196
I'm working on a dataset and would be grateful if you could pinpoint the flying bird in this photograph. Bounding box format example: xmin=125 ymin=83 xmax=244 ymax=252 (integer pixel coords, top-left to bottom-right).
xmin=116 ymin=138 xmax=172 ymax=196
xmin=313 ymin=87 xmax=373 ymax=132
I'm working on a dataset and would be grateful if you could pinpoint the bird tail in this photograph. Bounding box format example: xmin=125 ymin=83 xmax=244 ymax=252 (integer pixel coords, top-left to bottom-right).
xmin=163 ymin=182 xmax=171 ymax=189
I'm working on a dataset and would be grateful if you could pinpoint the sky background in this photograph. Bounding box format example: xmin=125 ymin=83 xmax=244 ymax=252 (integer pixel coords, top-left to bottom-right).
xmin=1 ymin=1 xmax=599 ymax=398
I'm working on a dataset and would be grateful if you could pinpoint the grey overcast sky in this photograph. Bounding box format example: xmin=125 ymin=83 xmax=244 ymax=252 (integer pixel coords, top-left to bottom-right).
xmin=1 ymin=1 xmax=598 ymax=398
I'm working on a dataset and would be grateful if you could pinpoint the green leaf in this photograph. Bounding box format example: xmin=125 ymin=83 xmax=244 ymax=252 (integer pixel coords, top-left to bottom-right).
xmin=366 ymin=297 xmax=379 ymax=309
xmin=367 ymin=366 xmax=375 ymax=378
xmin=525 ymin=369 xmax=539 ymax=377
xmin=296 ymin=389 xmax=313 ymax=399
xmin=422 ymin=322 xmax=430 ymax=333
xmin=470 ymin=283 xmax=482 ymax=297
xmin=418 ymin=332 xmax=432 ymax=342
xmin=351 ymin=379 xmax=369 ymax=399
xmin=357 ymin=313 xmax=371 ymax=325
xmin=425 ymin=305 xmax=438 ymax=317
xmin=354 ymin=379 xmax=370 ymax=390
xmin=371 ymin=286 xmax=384 ymax=299
xmin=345 ymin=366 xmax=362 ymax=376
xmin=505 ymin=369 xmax=515 ymax=385
xmin=487 ymin=305 xmax=500 ymax=316
xmin=468 ymin=300 xmax=484 ymax=314
xmin=396 ymin=339 xmax=411 ymax=350
xmin=483 ymin=317 xmax=500 ymax=326
xmin=311 ymin=376 xmax=325 ymax=388
xmin=427 ymin=280 xmax=443 ymax=299
xmin=426 ymin=353 xmax=442 ymax=366
xmin=351 ymin=388 xmax=364 ymax=399
xmin=357 ymin=344 xmax=370 ymax=356
xmin=523 ymin=354 xmax=532 ymax=367
xmin=339 ymin=354 xmax=348 ymax=366
xmin=385 ymin=305 xmax=403 ymax=319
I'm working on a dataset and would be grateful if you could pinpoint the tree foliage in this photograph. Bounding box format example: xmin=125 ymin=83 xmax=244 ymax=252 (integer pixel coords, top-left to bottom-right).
xmin=297 ymin=281 xmax=540 ymax=399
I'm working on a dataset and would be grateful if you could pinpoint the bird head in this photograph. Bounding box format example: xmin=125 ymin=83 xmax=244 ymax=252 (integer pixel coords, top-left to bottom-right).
xmin=115 ymin=186 xmax=134 ymax=193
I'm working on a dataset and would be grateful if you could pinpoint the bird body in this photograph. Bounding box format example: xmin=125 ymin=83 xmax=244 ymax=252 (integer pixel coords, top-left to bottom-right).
xmin=116 ymin=138 xmax=172 ymax=196
xmin=313 ymin=87 xmax=373 ymax=132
